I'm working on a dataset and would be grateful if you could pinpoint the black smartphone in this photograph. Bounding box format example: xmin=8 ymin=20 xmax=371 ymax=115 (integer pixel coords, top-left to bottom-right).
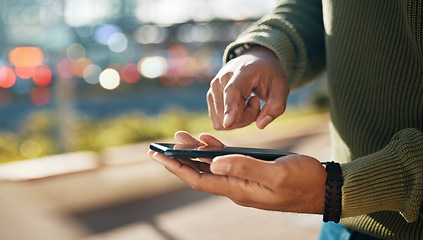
xmin=150 ymin=143 xmax=295 ymax=161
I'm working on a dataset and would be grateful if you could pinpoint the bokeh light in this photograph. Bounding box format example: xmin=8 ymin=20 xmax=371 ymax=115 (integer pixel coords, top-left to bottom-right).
xmin=20 ymin=139 xmax=42 ymax=159
xmin=73 ymin=58 xmax=93 ymax=78
xmin=95 ymin=24 xmax=122 ymax=45
xmin=57 ymin=59 xmax=74 ymax=79
xmin=108 ymin=32 xmax=128 ymax=53
xmin=66 ymin=43 xmax=86 ymax=61
xmin=30 ymin=87 xmax=51 ymax=106
xmin=0 ymin=66 xmax=17 ymax=88
xmin=120 ymin=63 xmax=140 ymax=83
xmin=134 ymin=25 xmax=168 ymax=44
xmin=33 ymin=65 xmax=52 ymax=87
xmin=83 ymin=64 xmax=102 ymax=84
xmin=9 ymin=47 xmax=44 ymax=67
xmin=138 ymin=56 xmax=167 ymax=79
xmin=15 ymin=66 xmax=35 ymax=79
xmin=65 ymin=0 xmax=115 ymax=27
xmin=99 ymin=68 xmax=120 ymax=90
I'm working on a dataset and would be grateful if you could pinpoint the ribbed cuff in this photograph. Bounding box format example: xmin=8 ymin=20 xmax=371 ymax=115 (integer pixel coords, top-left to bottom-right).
xmin=341 ymin=128 xmax=423 ymax=222
xmin=222 ymin=18 xmax=307 ymax=90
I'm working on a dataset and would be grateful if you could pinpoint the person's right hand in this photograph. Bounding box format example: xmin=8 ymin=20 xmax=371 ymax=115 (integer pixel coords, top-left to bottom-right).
xmin=207 ymin=46 xmax=289 ymax=130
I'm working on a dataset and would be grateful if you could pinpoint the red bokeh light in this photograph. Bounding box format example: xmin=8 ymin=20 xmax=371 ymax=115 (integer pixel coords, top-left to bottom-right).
xmin=57 ymin=59 xmax=74 ymax=79
xmin=30 ymin=87 xmax=51 ymax=106
xmin=121 ymin=63 xmax=140 ymax=83
xmin=15 ymin=66 xmax=35 ymax=79
xmin=33 ymin=65 xmax=52 ymax=87
xmin=176 ymin=77 xmax=194 ymax=86
xmin=159 ymin=76 xmax=176 ymax=87
xmin=0 ymin=66 xmax=17 ymax=88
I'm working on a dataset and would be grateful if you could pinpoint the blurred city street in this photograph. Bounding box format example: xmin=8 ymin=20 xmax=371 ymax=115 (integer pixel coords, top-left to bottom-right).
xmin=0 ymin=113 xmax=330 ymax=240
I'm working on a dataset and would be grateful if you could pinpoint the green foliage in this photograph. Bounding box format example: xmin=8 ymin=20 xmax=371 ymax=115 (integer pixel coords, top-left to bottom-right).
xmin=0 ymin=109 xmax=213 ymax=163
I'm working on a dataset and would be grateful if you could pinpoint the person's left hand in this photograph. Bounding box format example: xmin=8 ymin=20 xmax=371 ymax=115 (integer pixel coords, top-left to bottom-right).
xmin=148 ymin=131 xmax=327 ymax=214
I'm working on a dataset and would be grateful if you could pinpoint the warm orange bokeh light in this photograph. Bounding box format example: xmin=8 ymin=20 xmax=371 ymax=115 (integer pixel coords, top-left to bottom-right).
xmin=0 ymin=66 xmax=16 ymax=88
xmin=73 ymin=58 xmax=93 ymax=78
xmin=33 ymin=65 xmax=52 ymax=87
xmin=9 ymin=47 xmax=44 ymax=68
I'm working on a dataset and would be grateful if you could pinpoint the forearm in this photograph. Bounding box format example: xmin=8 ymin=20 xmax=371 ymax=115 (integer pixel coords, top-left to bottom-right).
xmin=340 ymin=128 xmax=423 ymax=222
xmin=224 ymin=0 xmax=326 ymax=90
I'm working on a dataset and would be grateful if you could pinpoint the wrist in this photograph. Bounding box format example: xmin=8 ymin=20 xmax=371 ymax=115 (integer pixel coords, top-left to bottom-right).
xmin=227 ymin=43 xmax=278 ymax=63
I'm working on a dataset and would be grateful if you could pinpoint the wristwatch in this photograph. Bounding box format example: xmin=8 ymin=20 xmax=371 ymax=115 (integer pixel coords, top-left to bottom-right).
xmin=226 ymin=43 xmax=258 ymax=62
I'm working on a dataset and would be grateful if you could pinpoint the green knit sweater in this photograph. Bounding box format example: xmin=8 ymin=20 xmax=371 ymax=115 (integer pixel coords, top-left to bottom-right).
xmin=223 ymin=0 xmax=423 ymax=239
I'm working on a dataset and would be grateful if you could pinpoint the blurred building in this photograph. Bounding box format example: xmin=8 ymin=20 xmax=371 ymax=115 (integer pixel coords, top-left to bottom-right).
xmin=0 ymin=0 xmax=276 ymax=102
xmin=0 ymin=0 xmax=277 ymax=159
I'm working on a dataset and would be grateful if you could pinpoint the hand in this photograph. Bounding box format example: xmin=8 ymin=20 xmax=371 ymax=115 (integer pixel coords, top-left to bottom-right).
xmin=207 ymin=46 xmax=289 ymax=130
xmin=148 ymin=131 xmax=327 ymax=214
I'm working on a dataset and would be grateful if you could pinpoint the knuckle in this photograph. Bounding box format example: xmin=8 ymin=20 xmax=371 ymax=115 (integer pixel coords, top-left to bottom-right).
xmin=206 ymin=89 xmax=214 ymax=102
xmin=210 ymin=78 xmax=220 ymax=89
xmin=219 ymin=72 xmax=233 ymax=85
xmin=270 ymin=172 xmax=288 ymax=188
xmin=223 ymin=83 xmax=241 ymax=98
xmin=268 ymin=101 xmax=287 ymax=116
xmin=235 ymin=162 xmax=254 ymax=180
xmin=230 ymin=193 xmax=249 ymax=206
xmin=190 ymin=183 xmax=202 ymax=191
xmin=213 ymin=125 xmax=224 ymax=130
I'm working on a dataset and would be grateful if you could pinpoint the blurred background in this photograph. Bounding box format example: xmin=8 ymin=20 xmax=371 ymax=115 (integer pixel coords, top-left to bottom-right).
xmin=0 ymin=0 xmax=284 ymax=162
xmin=0 ymin=0 xmax=330 ymax=239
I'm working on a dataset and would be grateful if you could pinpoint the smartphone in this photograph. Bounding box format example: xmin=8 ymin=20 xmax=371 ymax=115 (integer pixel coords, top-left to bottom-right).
xmin=150 ymin=143 xmax=295 ymax=161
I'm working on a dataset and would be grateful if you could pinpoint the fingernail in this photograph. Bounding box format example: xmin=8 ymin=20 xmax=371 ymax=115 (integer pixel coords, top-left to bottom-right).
xmin=152 ymin=152 xmax=164 ymax=164
xmin=257 ymin=115 xmax=273 ymax=129
xmin=211 ymin=158 xmax=231 ymax=174
xmin=223 ymin=113 xmax=231 ymax=128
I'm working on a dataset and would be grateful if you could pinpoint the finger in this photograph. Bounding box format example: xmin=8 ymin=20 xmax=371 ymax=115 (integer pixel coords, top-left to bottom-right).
xmin=211 ymin=74 xmax=231 ymax=129
xmin=256 ymin=84 xmax=289 ymax=129
xmin=210 ymin=154 xmax=284 ymax=186
xmin=237 ymin=95 xmax=260 ymax=127
xmin=222 ymin=85 xmax=243 ymax=128
xmin=174 ymin=131 xmax=202 ymax=146
xmin=198 ymin=133 xmax=226 ymax=147
xmin=207 ymin=89 xmax=222 ymax=129
xmin=147 ymin=149 xmax=156 ymax=159
xmin=152 ymin=152 xmax=241 ymax=196
xmin=177 ymin=158 xmax=211 ymax=173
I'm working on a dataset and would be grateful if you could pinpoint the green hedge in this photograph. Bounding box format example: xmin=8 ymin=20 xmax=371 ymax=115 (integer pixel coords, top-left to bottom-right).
xmin=0 ymin=109 xmax=213 ymax=164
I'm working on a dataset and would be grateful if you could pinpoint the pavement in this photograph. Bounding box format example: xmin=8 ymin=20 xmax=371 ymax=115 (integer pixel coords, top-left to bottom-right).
xmin=0 ymin=113 xmax=331 ymax=240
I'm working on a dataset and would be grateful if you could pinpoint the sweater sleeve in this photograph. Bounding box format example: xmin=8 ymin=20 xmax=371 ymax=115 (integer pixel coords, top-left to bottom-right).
xmin=340 ymin=128 xmax=423 ymax=222
xmin=223 ymin=0 xmax=326 ymax=90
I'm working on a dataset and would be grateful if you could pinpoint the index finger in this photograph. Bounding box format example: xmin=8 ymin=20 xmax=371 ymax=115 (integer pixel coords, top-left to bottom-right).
xmin=152 ymin=152 xmax=240 ymax=195
xmin=174 ymin=131 xmax=203 ymax=146
xmin=222 ymin=86 xmax=243 ymax=128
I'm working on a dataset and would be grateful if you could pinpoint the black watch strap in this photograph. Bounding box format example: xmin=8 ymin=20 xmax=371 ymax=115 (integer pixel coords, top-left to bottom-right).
xmin=226 ymin=43 xmax=258 ymax=62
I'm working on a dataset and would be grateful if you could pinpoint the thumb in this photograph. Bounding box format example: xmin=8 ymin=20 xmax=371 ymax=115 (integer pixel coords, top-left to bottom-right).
xmin=210 ymin=154 xmax=280 ymax=184
xmin=256 ymin=87 xmax=288 ymax=129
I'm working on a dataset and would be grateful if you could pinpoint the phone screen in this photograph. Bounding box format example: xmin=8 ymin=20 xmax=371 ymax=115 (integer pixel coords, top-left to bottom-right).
xmin=150 ymin=143 xmax=294 ymax=161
